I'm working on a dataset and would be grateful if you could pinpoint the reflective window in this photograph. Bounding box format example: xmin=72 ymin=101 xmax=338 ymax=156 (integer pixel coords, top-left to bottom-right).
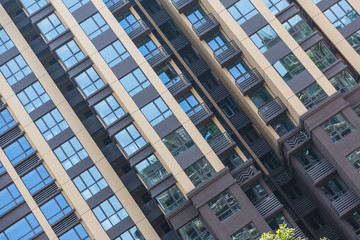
xmin=324 ymin=0 xmax=359 ymax=30
xmin=74 ymin=67 xmax=105 ymax=97
xmin=0 ymin=109 xmax=16 ymax=134
xmin=250 ymin=25 xmax=281 ymax=53
xmin=206 ymin=33 xmax=227 ymax=53
xmin=267 ymin=214 xmax=291 ymax=231
xmin=0 ymin=55 xmax=32 ymax=86
xmin=59 ymin=224 xmax=91 ymax=240
xmin=22 ymin=165 xmax=53 ymax=194
xmin=17 ymin=81 xmax=50 ymax=113
xmin=320 ymin=177 xmax=347 ymax=201
xmin=36 ymin=13 xmax=66 ymax=42
xmin=0 ymin=183 xmax=24 ymax=215
xmin=273 ymin=53 xmax=305 ymax=82
xmin=231 ymin=222 xmax=261 ymax=240
xmin=178 ymin=93 xmax=203 ymax=118
xmin=40 ymin=194 xmax=72 ymax=224
xmin=262 ymin=0 xmax=290 ymax=15
xmin=120 ymin=68 xmax=151 ymax=97
xmin=185 ymin=158 xmax=215 ymax=187
xmin=113 ymin=226 xmax=145 ymax=240
xmin=114 ymin=124 xmax=147 ymax=156
xmin=162 ymin=127 xmax=194 ymax=157
xmin=80 ymin=13 xmax=109 ymax=40
xmin=19 ymin=0 xmax=47 ymax=15
xmin=103 ymin=0 xmax=122 ymax=8
xmin=272 ymin=115 xmax=295 ymax=137
xmin=55 ymin=40 xmax=86 ymax=69
xmin=136 ymin=38 xmax=160 ymax=60
xmin=306 ymin=41 xmax=337 ymax=71
xmin=179 ymin=218 xmax=213 ymax=240
xmin=94 ymin=95 xmax=125 ymax=126
xmin=4 ymin=136 xmax=34 ymax=165
xmin=347 ymin=147 xmax=360 ymax=174
xmin=0 ymin=213 xmax=42 ymax=240
xmin=92 ymin=195 xmax=129 ymax=231
xmin=321 ymin=113 xmax=354 ymax=143
xmin=244 ymin=182 xmax=268 ymax=205
xmin=297 ymin=83 xmax=327 ymax=109
xmin=283 ymin=14 xmax=313 ymax=42
xmin=208 ymin=190 xmax=241 ymax=221
xmin=117 ymin=12 xmax=141 ymax=35
xmin=0 ymin=162 xmax=5 ymax=174
xmin=296 ymin=145 xmax=322 ymax=170
xmin=347 ymin=208 xmax=360 ymax=235
xmin=220 ymin=151 xmax=243 ymax=171
xmin=135 ymin=154 xmax=168 ymax=187
xmin=156 ymin=64 xmax=178 ymax=87
xmin=156 ymin=185 xmax=186 ymax=213
xmin=35 ymin=108 xmax=69 ymax=141
xmin=198 ymin=121 xmax=221 ymax=143
xmin=227 ymin=60 xmax=250 ymax=82
xmin=227 ymin=0 xmax=258 ymax=25
xmin=100 ymin=40 xmax=130 ymax=68
xmin=249 ymin=87 xmax=273 ymax=108
xmin=62 ymin=0 xmax=90 ymax=13
xmin=0 ymin=29 xmax=14 ymax=54
xmin=54 ymin=136 xmax=88 ymax=170
xmin=185 ymin=6 xmax=206 ymax=29
xmin=73 ymin=166 xmax=108 ymax=200
xmin=141 ymin=97 xmax=172 ymax=126
xmin=329 ymin=70 xmax=357 ymax=93
xmin=347 ymin=29 xmax=360 ymax=54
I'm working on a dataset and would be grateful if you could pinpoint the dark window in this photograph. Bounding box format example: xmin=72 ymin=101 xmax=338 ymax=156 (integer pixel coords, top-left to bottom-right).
xmin=40 ymin=194 xmax=72 ymax=224
xmin=156 ymin=64 xmax=178 ymax=86
xmin=347 ymin=208 xmax=360 ymax=235
xmin=179 ymin=47 xmax=200 ymax=66
xmin=135 ymin=154 xmax=168 ymax=187
xmin=159 ymin=20 xmax=181 ymax=40
xmin=0 ymin=183 xmax=24 ymax=215
xmin=220 ymin=151 xmax=244 ymax=171
xmin=208 ymin=190 xmax=241 ymax=221
xmin=295 ymin=145 xmax=322 ymax=169
xmin=273 ymin=53 xmax=305 ymax=82
xmin=179 ymin=218 xmax=213 ymax=240
xmin=347 ymin=147 xmax=360 ymax=174
xmin=272 ymin=115 xmax=295 ymax=137
xmin=185 ymin=158 xmax=216 ymax=186
xmin=321 ymin=113 xmax=354 ymax=143
xmin=282 ymin=182 xmax=303 ymax=201
xmin=0 ymin=213 xmax=42 ymax=239
xmin=244 ymin=182 xmax=268 ymax=205
xmin=240 ymin=125 xmax=260 ymax=144
xmin=267 ymin=214 xmax=291 ymax=231
xmin=198 ymin=121 xmax=221 ymax=143
xmin=347 ymin=29 xmax=360 ymax=54
xmin=283 ymin=14 xmax=313 ymax=42
xmin=4 ymin=136 xmax=34 ymax=165
xmin=219 ymin=97 xmax=239 ymax=118
xmin=320 ymin=177 xmax=347 ymax=201
xmin=304 ymin=210 xmax=325 ymax=230
xmin=231 ymin=222 xmax=261 ymax=240
xmin=162 ymin=127 xmax=194 ymax=157
xmin=297 ymin=83 xmax=328 ymax=109
xmin=306 ymin=41 xmax=337 ymax=71
xmin=249 ymin=87 xmax=272 ymax=108
xmin=156 ymin=185 xmax=186 ymax=213
xmin=329 ymin=70 xmax=357 ymax=93
xmin=260 ymin=151 xmax=281 ymax=172
xmin=21 ymin=165 xmax=53 ymax=194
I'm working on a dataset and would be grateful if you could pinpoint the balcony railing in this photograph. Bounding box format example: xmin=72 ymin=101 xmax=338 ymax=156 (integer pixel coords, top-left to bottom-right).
xmin=206 ymin=84 xmax=229 ymax=103
xmin=125 ymin=19 xmax=150 ymax=42
xmin=208 ymin=132 xmax=236 ymax=156
xmin=192 ymin=13 xmax=220 ymax=40
xmin=293 ymin=196 xmax=316 ymax=216
xmin=228 ymin=110 xmax=250 ymax=131
xmin=306 ymin=159 xmax=334 ymax=184
xmin=282 ymin=128 xmax=310 ymax=154
xmin=169 ymin=33 xmax=190 ymax=51
xmin=214 ymin=40 xmax=242 ymax=67
xmin=171 ymin=0 xmax=196 ymax=13
xmin=145 ymin=46 xmax=170 ymax=69
xmin=189 ymin=102 xmax=213 ymax=126
xmin=166 ymin=74 xmax=191 ymax=98
xmin=188 ymin=57 xmax=209 ymax=76
xmin=255 ymin=194 xmax=282 ymax=218
xmin=258 ymin=97 xmax=287 ymax=125
xmin=148 ymin=9 xmax=170 ymax=26
xmin=331 ymin=190 xmax=360 ymax=217
xmin=107 ymin=0 xmax=131 ymax=15
xmin=248 ymin=138 xmax=272 ymax=158
xmin=236 ymin=68 xmax=264 ymax=95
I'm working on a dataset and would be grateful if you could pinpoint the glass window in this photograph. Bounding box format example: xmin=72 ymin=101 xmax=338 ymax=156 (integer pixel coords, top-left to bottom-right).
xmin=0 ymin=54 xmax=32 ymax=86
xmin=312 ymin=0 xmax=321 ymax=3
xmin=296 ymin=145 xmax=322 ymax=169
xmin=262 ymin=0 xmax=290 ymax=15
xmin=0 ymin=183 xmax=24 ymax=215
xmin=0 ymin=213 xmax=42 ymax=240
xmin=19 ymin=0 xmax=47 ymax=15
xmin=0 ymin=109 xmax=16 ymax=134
xmin=80 ymin=13 xmax=110 ymax=40
xmin=0 ymin=162 xmax=5 ymax=174
xmin=320 ymin=177 xmax=347 ymax=201
xmin=283 ymin=14 xmax=313 ymax=42
xmin=62 ymin=0 xmax=90 ymax=12
xmin=156 ymin=64 xmax=178 ymax=87
xmin=329 ymin=70 xmax=357 ymax=93
xmin=231 ymin=222 xmax=261 ymax=240
xmin=249 ymin=87 xmax=273 ymax=108
xmin=35 ymin=108 xmax=69 ymax=141
xmin=206 ymin=33 xmax=227 ymax=53
xmin=114 ymin=124 xmax=147 ymax=156
xmin=355 ymin=106 xmax=360 ymax=118
xmin=94 ymin=95 xmax=125 ymax=126
xmin=17 ymin=81 xmax=50 ymax=113
xmin=185 ymin=158 xmax=216 ymax=187
xmin=73 ymin=166 xmax=108 ymax=200
xmin=162 ymin=127 xmax=194 ymax=157
xmin=117 ymin=12 xmax=141 ymax=35
xmin=100 ymin=40 xmax=130 ymax=68
xmin=227 ymin=0 xmax=258 ymax=25
xmin=347 ymin=147 xmax=360 ymax=174
xmin=297 ymin=82 xmax=328 ymax=109
xmin=119 ymin=68 xmax=151 ymax=97
xmin=273 ymin=53 xmax=305 ymax=82
xmin=92 ymin=195 xmax=129 ymax=231
xmin=54 ymin=136 xmax=88 ymax=170
xmin=250 ymin=25 xmax=281 ymax=53
xmin=208 ymin=190 xmax=241 ymax=221
xmin=220 ymin=97 xmax=239 ymax=118
xmin=136 ymin=38 xmax=160 ymax=60
xmin=198 ymin=121 xmax=221 ymax=143
xmin=159 ymin=20 xmax=181 ymax=40
xmin=347 ymin=208 xmax=360 ymax=235
xmin=321 ymin=113 xmax=354 ymax=143
xmin=4 ymin=136 xmax=34 ymax=165
xmin=36 ymin=13 xmax=66 ymax=42
xmin=347 ymin=29 xmax=360 ymax=54
xmin=178 ymin=93 xmax=203 ymax=118
xmin=114 ymin=226 xmax=145 ymax=240
xmin=324 ymin=0 xmax=359 ymax=30
xmin=272 ymin=115 xmax=295 ymax=137
xmin=267 ymin=214 xmax=291 ymax=231
xmin=0 ymin=29 xmax=14 ymax=54
xmin=74 ymin=67 xmax=105 ymax=97
xmin=59 ymin=224 xmax=91 ymax=240
xmin=156 ymin=185 xmax=186 ymax=213
xmin=227 ymin=60 xmax=250 ymax=82
xmin=40 ymin=194 xmax=72 ymax=224
xmin=103 ymin=0 xmax=123 ymax=8
xmin=306 ymin=41 xmax=337 ymax=70
xmin=141 ymin=97 xmax=173 ymax=126
xmin=220 ymin=151 xmax=243 ymax=171
xmin=244 ymin=182 xmax=268 ymax=205
xmin=185 ymin=6 xmax=207 ymax=29
xmin=135 ymin=154 xmax=168 ymax=187
xmin=179 ymin=218 xmax=213 ymax=240
xmin=56 ymin=40 xmax=85 ymax=69
xmin=22 ymin=165 xmax=53 ymax=194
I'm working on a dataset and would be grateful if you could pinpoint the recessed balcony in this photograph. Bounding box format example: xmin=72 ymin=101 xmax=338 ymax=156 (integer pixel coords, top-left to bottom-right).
xmin=236 ymin=68 xmax=264 ymax=95
xmin=208 ymin=132 xmax=236 ymax=156
xmin=331 ymin=190 xmax=360 ymax=217
xmin=305 ymin=158 xmax=335 ymax=185
xmin=192 ymin=13 xmax=220 ymax=40
xmin=171 ymin=0 xmax=196 ymax=13
xmin=125 ymin=19 xmax=151 ymax=43
xmin=107 ymin=0 xmax=131 ymax=15
xmin=258 ymin=97 xmax=287 ymax=125
xmin=206 ymin=83 xmax=230 ymax=103
xmin=255 ymin=194 xmax=282 ymax=218
xmin=188 ymin=102 xmax=213 ymax=127
xmin=214 ymin=40 xmax=242 ymax=68
xmin=166 ymin=74 xmax=192 ymax=98
xmin=146 ymin=46 xmax=171 ymax=69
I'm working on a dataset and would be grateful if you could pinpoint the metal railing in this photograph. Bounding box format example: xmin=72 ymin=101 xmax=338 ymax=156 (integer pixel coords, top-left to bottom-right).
xmin=306 ymin=158 xmax=334 ymax=184
xmin=166 ymin=74 xmax=190 ymax=95
xmin=146 ymin=46 xmax=170 ymax=68
xmin=258 ymin=97 xmax=287 ymax=124
xmin=214 ymin=40 xmax=242 ymax=67
xmin=189 ymin=102 xmax=212 ymax=125
xmin=192 ymin=13 xmax=219 ymax=39
xmin=125 ymin=19 xmax=149 ymax=40
xmin=208 ymin=132 xmax=235 ymax=155
xmin=236 ymin=68 xmax=264 ymax=95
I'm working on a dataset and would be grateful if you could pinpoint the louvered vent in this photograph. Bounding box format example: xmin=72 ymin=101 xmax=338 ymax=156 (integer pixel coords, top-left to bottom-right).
xmin=15 ymin=154 xmax=40 ymax=175
xmin=33 ymin=182 xmax=59 ymax=205
xmin=0 ymin=126 xmax=21 ymax=147
xmin=52 ymin=212 xmax=79 ymax=235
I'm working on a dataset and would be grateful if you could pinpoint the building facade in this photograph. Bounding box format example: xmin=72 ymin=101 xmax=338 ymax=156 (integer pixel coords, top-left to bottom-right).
xmin=0 ymin=0 xmax=359 ymax=239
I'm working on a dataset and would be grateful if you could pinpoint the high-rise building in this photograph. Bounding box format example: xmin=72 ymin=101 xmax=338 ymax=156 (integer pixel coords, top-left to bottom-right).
xmin=0 ymin=0 xmax=359 ymax=239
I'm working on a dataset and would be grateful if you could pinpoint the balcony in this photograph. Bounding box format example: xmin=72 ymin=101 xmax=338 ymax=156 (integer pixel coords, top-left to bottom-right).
xmin=140 ymin=200 xmax=163 ymax=223
xmin=293 ymin=196 xmax=316 ymax=216
xmin=306 ymin=159 xmax=335 ymax=185
xmin=282 ymin=128 xmax=310 ymax=159
xmin=192 ymin=13 xmax=220 ymax=40
xmin=188 ymin=57 xmax=209 ymax=76
xmin=189 ymin=102 xmax=213 ymax=127
xmin=171 ymin=0 xmax=196 ymax=13
xmin=148 ymin=9 xmax=171 ymax=26
xmin=206 ymin=84 xmax=230 ymax=103
xmin=255 ymin=194 xmax=282 ymax=218
xmin=214 ymin=40 xmax=242 ymax=67
xmin=248 ymin=138 xmax=272 ymax=158
xmin=208 ymin=132 xmax=236 ymax=156
xmin=166 ymin=74 xmax=192 ymax=98
xmin=236 ymin=68 xmax=264 ymax=95
xmin=258 ymin=97 xmax=287 ymax=125
xmin=228 ymin=110 xmax=250 ymax=131
xmin=125 ymin=19 xmax=151 ymax=43
xmin=146 ymin=46 xmax=171 ymax=69
xmin=169 ymin=33 xmax=190 ymax=51
xmin=331 ymin=190 xmax=360 ymax=217
xmin=107 ymin=0 xmax=131 ymax=15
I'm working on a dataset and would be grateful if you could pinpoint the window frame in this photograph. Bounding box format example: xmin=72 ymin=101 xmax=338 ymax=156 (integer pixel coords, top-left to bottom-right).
xmin=208 ymin=190 xmax=241 ymax=222
xmin=73 ymin=166 xmax=108 ymax=200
